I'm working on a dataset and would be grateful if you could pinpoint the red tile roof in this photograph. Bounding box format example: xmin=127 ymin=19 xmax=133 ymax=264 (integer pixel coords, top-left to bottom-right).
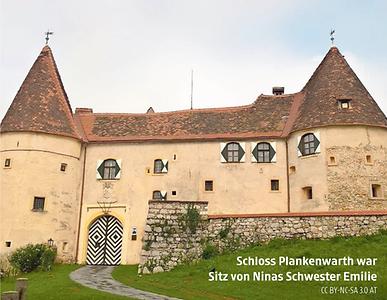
xmin=2 ymin=46 xmax=386 ymax=143
xmin=0 ymin=46 xmax=81 ymax=140
xmin=74 ymin=94 xmax=296 ymax=142
xmin=292 ymin=47 xmax=387 ymax=132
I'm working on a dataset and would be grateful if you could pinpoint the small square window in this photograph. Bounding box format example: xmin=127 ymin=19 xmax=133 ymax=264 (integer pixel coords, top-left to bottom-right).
xmin=271 ymin=180 xmax=279 ymax=191
xmin=172 ymin=190 xmax=177 ymax=196
xmin=33 ymin=197 xmax=45 ymax=211
xmin=60 ymin=163 xmax=67 ymax=172
xmin=5 ymin=241 xmax=11 ymax=247
xmin=205 ymin=180 xmax=214 ymax=191
xmin=371 ymin=184 xmax=382 ymax=198
xmin=338 ymin=99 xmax=351 ymax=109
xmin=328 ymin=156 xmax=337 ymax=166
xmin=303 ymin=187 xmax=313 ymax=200
xmin=289 ymin=166 xmax=296 ymax=174
xmin=62 ymin=242 xmax=68 ymax=252
xmin=366 ymin=155 xmax=372 ymax=164
xmin=4 ymin=158 xmax=11 ymax=167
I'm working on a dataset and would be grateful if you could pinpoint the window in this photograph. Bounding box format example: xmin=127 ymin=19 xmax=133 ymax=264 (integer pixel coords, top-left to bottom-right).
xmin=371 ymin=184 xmax=382 ymax=198
xmin=33 ymin=197 xmax=45 ymax=211
xmin=338 ymin=99 xmax=351 ymax=109
xmin=271 ymin=180 xmax=279 ymax=191
xmin=152 ymin=190 xmax=167 ymax=201
xmin=62 ymin=242 xmax=68 ymax=252
xmin=221 ymin=142 xmax=245 ymax=163
xmin=366 ymin=155 xmax=372 ymax=164
xmin=60 ymin=163 xmax=67 ymax=172
xmin=172 ymin=190 xmax=177 ymax=196
xmin=205 ymin=180 xmax=214 ymax=191
xmin=5 ymin=241 xmax=11 ymax=247
xmin=303 ymin=187 xmax=313 ymax=200
xmin=4 ymin=158 xmax=11 ymax=167
xmin=97 ymin=159 xmax=121 ymax=180
xmin=227 ymin=142 xmax=239 ymax=162
xmin=290 ymin=166 xmax=296 ymax=174
xmin=298 ymin=133 xmax=320 ymax=156
xmin=328 ymin=156 xmax=337 ymax=166
xmin=154 ymin=159 xmax=163 ymax=173
xmin=154 ymin=159 xmax=168 ymax=174
xmin=252 ymin=142 xmax=276 ymax=163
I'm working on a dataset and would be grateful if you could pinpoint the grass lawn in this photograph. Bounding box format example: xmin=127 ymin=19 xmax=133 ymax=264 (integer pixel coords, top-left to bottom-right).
xmin=113 ymin=232 xmax=387 ymax=300
xmin=0 ymin=264 xmax=131 ymax=300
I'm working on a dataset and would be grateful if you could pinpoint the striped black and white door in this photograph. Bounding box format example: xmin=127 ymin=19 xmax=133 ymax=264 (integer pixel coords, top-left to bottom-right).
xmin=86 ymin=215 xmax=123 ymax=265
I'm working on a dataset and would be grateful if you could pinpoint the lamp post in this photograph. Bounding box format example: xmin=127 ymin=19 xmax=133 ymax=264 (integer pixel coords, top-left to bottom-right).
xmin=48 ymin=238 xmax=54 ymax=246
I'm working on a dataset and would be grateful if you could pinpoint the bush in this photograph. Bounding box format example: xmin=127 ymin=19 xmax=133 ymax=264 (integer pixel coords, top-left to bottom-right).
xmin=202 ymin=243 xmax=219 ymax=260
xmin=9 ymin=244 xmax=57 ymax=273
xmin=0 ymin=254 xmax=18 ymax=279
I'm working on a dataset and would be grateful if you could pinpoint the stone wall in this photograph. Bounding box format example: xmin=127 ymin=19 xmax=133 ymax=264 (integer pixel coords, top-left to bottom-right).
xmin=139 ymin=201 xmax=387 ymax=274
xmin=139 ymin=200 xmax=208 ymax=274
xmin=326 ymin=145 xmax=387 ymax=210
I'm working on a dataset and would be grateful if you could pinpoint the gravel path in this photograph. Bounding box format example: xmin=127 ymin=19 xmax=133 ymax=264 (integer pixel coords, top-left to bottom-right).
xmin=70 ymin=265 xmax=181 ymax=300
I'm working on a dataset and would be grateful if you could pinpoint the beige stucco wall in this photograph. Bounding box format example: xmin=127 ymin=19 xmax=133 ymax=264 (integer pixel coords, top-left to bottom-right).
xmin=78 ymin=139 xmax=289 ymax=264
xmin=288 ymin=126 xmax=387 ymax=212
xmin=0 ymin=132 xmax=83 ymax=261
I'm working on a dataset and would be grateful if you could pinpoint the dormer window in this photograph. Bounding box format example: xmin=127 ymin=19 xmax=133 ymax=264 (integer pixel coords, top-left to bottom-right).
xmin=338 ymin=99 xmax=351 ymax=109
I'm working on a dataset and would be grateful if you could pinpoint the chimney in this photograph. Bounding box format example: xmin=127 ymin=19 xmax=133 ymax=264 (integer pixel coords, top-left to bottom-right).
xmin=272 ymin=87 xmax=284 ymax=96
xmin=75 ymin=108 xmax=93 ymax=114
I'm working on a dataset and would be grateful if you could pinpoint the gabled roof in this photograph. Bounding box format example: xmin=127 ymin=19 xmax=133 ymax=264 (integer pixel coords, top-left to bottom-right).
xmin=291 ymin=47 xmax=387 ymax=132
xmin=74 ymin=94 xmax=297 ymax=142
xmin=0 ymin=46 xmax=81 ymax=140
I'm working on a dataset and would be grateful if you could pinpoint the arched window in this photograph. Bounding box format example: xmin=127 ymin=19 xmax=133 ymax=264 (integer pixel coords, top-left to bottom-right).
xmin=257 ymin=142 xmax=270 ymax=162
xmin=97 ymin=159 xmax=121 ymax=180
xmin=226 ymin=142 xmax=240 ymax=162
xmin=298 ymin=133 xmax=320 ymax=156
xmin=154 ymin=159 xmax=164 ymax=173
xmin=152 ymin=190 xmax=162 ymax=200
xmin=152 ymin=190 xmax=166 ymax=201
xmin=102 ymin=159 xmax=117 ymax=179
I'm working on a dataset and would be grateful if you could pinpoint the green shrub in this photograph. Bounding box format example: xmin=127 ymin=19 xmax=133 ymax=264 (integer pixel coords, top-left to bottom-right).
xmin=202 ymin=243 xmax=219 ymax=260
xmin=9 ymin=244 xmax=57 ymax=273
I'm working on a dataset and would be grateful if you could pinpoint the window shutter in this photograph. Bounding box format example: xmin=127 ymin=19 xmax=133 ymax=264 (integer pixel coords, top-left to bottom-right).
xmin=251 ymin=142 xmax=258 ymax=162
xmin=160 ymin=191 xmax=167 ymax=200
xmin=270 ymin=142 xmax=277 ymax=162
xmin=96 ymin=160 xmax=103 ymax=179
xmin=297 ymin=136 xmax=302 ymax=157
xmin=161 ymin=159 xmax=169 ymax=173
xmin=238 ymin=142 xmax=246 ymax=162
xmin=220 ymin=143 xmax=227 ymax=162
xmin=115 ymin=159 xmax=122 ymax=178
xmin=314 ymin=132 xmax=321 ymax=153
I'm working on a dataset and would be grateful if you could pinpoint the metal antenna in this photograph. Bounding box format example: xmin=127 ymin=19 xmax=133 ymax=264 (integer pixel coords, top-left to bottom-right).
xmin=330 ymin=29 xmax=335 ymax=46
xmin=190 ymin=69 xmax=194 ymax=110
xmin=45 ymin=30 xmax=54 ymax=45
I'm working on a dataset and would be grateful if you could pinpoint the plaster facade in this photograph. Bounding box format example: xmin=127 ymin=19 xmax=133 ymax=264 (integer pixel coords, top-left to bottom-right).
xmin=1 ymin=45 xmax=386 ymax=265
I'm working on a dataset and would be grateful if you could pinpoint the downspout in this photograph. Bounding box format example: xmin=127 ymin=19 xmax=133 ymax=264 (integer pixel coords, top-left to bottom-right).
xmin=75 ymin=143 xmax=87 ymax=262
xmin=285 ymin=138 xmax=291 ymax=212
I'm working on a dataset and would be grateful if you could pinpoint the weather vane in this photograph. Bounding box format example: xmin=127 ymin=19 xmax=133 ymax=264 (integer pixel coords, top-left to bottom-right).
xmin=330 ymin=29 xmax=335 ymax=46
xmin=45 ymin=30 xmax=54 ymax=45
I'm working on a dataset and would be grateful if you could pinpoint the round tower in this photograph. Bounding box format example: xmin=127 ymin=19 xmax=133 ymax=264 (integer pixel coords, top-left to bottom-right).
xmin=287 ymin=47 xmax=387 ymax=212
xmin=0 ymin=46 xmax=84 ymax=262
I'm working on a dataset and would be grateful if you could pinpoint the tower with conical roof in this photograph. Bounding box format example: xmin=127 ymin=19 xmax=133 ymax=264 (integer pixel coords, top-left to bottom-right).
xmin=0 ymin=46 xmax=84 ymax=261
xmin=287 ymin=46 xmax=387 ymax=212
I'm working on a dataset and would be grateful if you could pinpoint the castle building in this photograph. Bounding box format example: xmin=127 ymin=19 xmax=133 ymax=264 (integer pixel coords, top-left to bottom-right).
xmin=1 ymin=45 xmax=386 ymax=265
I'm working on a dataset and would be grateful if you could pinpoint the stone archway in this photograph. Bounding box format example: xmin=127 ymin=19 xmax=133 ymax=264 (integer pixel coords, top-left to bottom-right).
xmin=86 ymin=215 xmax=123 ymax=265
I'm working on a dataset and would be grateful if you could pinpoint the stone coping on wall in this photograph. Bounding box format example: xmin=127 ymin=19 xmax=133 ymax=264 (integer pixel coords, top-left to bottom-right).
xmin=208 ymin=210 xmax=387 ymax=219
xmin=148 ymin=200 xmax=209 ymax=204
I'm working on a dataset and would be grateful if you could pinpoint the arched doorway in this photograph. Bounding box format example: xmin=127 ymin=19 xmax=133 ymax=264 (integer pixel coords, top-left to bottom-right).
xmin=86 ymin=215 xmax=123 ymax=265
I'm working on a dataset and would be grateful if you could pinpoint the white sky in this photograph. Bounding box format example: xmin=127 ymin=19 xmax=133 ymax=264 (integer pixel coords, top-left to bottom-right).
xmin=1 ymin=0 xmax=386 ymax=117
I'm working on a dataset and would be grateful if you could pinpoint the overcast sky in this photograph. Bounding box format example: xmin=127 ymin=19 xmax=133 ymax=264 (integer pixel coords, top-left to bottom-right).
xmin=1 ymin=0 xmax=386 ymax=118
